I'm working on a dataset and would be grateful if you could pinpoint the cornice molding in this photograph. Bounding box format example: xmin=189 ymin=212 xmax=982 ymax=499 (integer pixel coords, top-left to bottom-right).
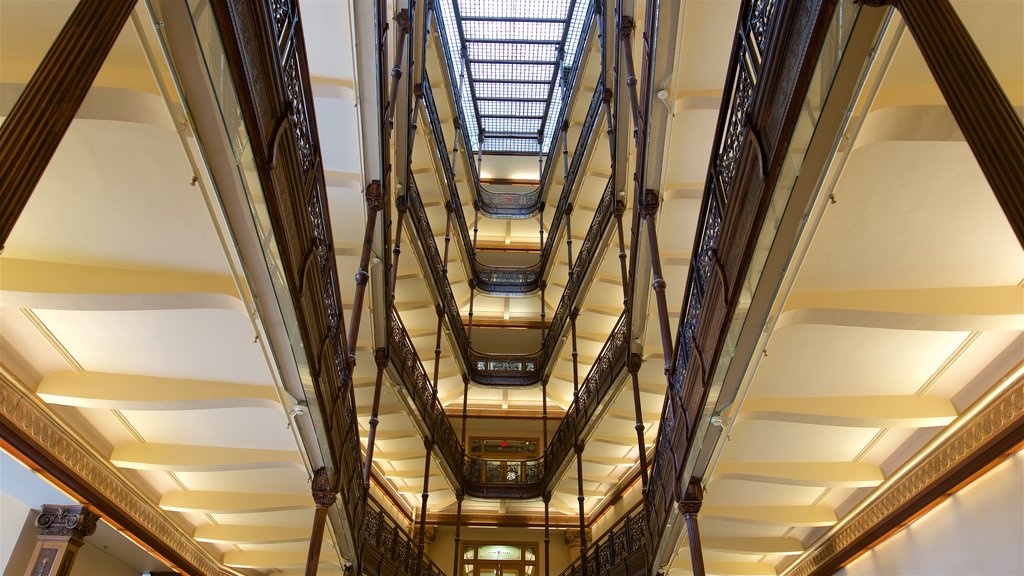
xmin=0 ymin=369 xmax=238 ymax=576
xmin=786 ymin=372 xmax=1024 ymax=576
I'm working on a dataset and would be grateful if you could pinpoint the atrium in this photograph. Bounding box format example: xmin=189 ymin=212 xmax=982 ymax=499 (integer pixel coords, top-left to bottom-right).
xmin=0 ymin=1 xmax=1022 ymax=576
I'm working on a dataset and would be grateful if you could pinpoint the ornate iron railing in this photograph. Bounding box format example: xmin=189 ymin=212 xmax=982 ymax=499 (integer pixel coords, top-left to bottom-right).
xmin=208 ymin=0 xmax=367 ymax=542
xmin=552 ymin=0 xmax=844 ymax=573
xmin=430 ymin=5 xmax=596 ymax=218
xmin=386 ymin=307 xmax=629 ymax=499
xmin=420 ymin=77 xmax=606 ymax=295
xmin=362 ymin=503 xmax=447 ymax=576
xmin=405 ymin=176 xmax=614 ymax=387
xmin=647 ymin=0 xmax=785 ymax=555
xmin=561 ymin=506 xmax=649 ymax=576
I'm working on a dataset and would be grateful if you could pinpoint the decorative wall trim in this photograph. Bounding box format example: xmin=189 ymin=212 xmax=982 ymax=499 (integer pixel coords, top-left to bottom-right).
xmin=786 ymin=371 xmax=1024 ymax=576
xmin=0 ymin=369 xmax=239 ymax=576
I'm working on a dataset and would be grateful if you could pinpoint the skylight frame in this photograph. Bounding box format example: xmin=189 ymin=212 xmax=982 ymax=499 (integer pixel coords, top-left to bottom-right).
xmin=433 ymin=0 xmax=594 ymax=156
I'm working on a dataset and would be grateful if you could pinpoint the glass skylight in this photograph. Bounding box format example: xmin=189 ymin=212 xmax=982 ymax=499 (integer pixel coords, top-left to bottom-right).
xmin=434 ymin=0 xmax=593 ymax=155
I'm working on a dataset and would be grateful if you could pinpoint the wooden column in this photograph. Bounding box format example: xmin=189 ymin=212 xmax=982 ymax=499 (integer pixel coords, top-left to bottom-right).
xmin=0 ymin=0 xmax=137 ymax=249
xmin=858 ymin=0 xmax=1024 ymax=247
xmin=304 ymin=468 xmax=336 ymax=576
xmin=23 ymin=504 xmax=97 ymax=576
xmin=680 ymin=480 xmax=705 ymax=576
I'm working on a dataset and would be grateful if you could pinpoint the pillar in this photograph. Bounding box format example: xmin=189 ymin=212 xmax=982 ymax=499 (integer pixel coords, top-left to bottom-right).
xmin=23 ymin=504 xmax=98 ymax=576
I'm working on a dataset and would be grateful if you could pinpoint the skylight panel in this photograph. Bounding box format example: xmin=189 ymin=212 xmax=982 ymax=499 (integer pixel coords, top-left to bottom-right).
xmin=434 ymin=0 xmax=593 ymax=154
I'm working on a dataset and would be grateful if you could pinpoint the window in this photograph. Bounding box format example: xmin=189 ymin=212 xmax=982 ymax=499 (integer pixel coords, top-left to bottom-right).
xmin=461 ymin=542 xmax=539 ymax=576
xmin=434 ymin=0 xmax=593 ymax=154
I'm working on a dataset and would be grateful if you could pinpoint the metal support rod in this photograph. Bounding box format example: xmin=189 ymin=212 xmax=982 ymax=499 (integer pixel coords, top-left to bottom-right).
xmin=542 ymin=378 xmax=549 ymax=451
xmin=304 ymin=467 xmax=336 ymax=576
xmin=362 ymin=349 xmax=389 ymax=491
xmin=385 ymin=10 xmax=411 ymax=129
xmin=389 ymin=197 xmax=408 ymax=309
xmin=562 ymin=122 xmax=570 ymax=184
xmin=348 ymin=181 xmax=383 ymax=368
xmin=642 ymin=192 xmax=673 ymax=373
xmin=628 ymin=354 xmax=649 ymax=490
xmin=544 ymin=496 xmax=551 ymax=576
xmin=575 ymin=446 xmax=588 ymax=576
xmin=417 ymin=439 xmax=433 ymax=564
xmin=452 ymin=118 xmax=462 ymax=181
xmin=461 ymin=375 xmax=470 ymax=445
xmin=453 ymin=494 xmax=464 ymax=576
xmin=617 ymin=16 xmax=642 ymax=143
xmin=565 ymin=203 xmax=575 ymax=273
xmin=431 ymin=209 xmax=453 ymax=405
xmin=0 ymin=0 xmax=138 ymax=248
xmin=865 ymin=0 xmax=1024 ymax=247
xmin=570 ymin=306 xmax=587 ymax=574
xmin=604 ymin=95 xmax=615 ymax=166
xmin=409 ymin=85 xmax=423 ymax=156
xmin=681 ymin=479 xmax=705 ymax=576
xmin=614 ymin=201 xmax=629 ymax=307
xmin=540 ymin=284 xmax=547 ymax=344
xmin=468 ymin=204 xmax=479 ymax=344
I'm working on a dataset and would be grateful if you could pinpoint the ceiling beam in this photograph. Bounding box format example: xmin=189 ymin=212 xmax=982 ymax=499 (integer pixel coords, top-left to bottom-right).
xmin=223 ymin=550 xmax=339 ymax=570
xmin=36 ymin=371 xmax=280 ymax=411
xmin=780 ymin=286 xmax=1024 ymax=332
xmin=193 ymin=524 xmax=311 ymax=544
xmin=737 ymin=395 xmax=957 ymax=428
xmin=0 ymin=258 xmax=243 ymax=313
xmin=110 ymin=443 xmax=302 ymax=472
xmin=700 ymin=505 xmax=836 ymax=527
xmin=701 ymin=537 xmax=804 ymax=556
xmin=159 ymin=491 xmax=311 ymax=514
xmin=711 ymin=461 xmax=883 ymax=487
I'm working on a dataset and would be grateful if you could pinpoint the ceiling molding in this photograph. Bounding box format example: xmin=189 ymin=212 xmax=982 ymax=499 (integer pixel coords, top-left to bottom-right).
xmin=785 ymin=370 xmax=1024 ymax=576
xmin=0 ymin=368 xmax=239 ymax=576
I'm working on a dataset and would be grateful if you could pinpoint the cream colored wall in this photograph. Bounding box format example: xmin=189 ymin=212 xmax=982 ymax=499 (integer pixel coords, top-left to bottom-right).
xmin=428 ymin=525 xmax=572 ymax=576
xmin=837 ymin=449 xmax=1024 ymax=576
xmin=1 ymin=491 xmax=35 ymax=576
xmin=69 ymin=542 xmax=138 ymax=576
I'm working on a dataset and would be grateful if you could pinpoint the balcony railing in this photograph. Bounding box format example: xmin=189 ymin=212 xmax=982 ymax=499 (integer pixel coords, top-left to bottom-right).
xmin=429 ymin=6 xmax=596 ymax=218
xmin=387 ymin=307 xmax=629 ymax=499
xmin=362 ymin=503 xmax=447 ymax=576
xmin=405 ymin=176 xmax=614 ymax=387
xmin=421 ymin=77 xmax=606 ymax=295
